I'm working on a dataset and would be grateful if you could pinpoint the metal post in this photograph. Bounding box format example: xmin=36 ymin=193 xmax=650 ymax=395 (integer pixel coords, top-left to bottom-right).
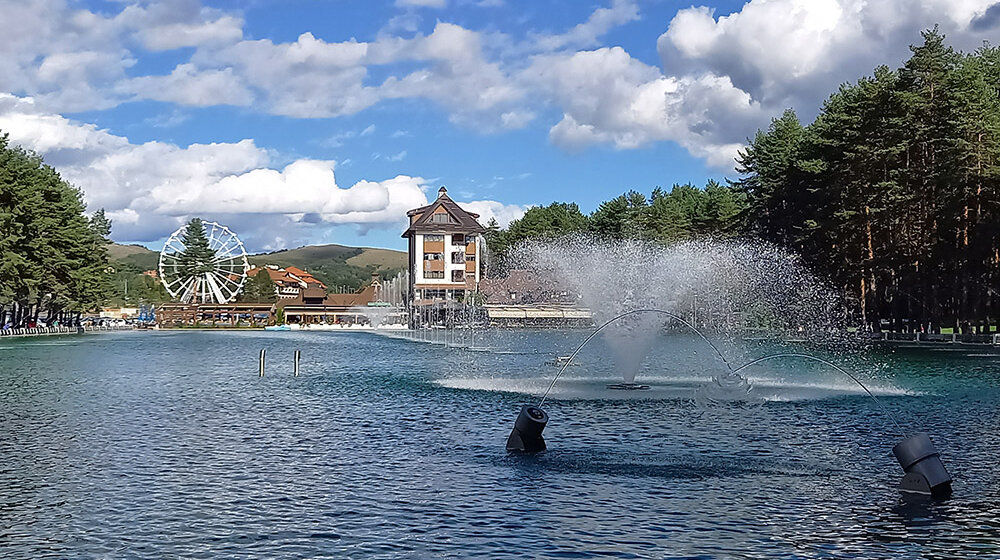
xmin=259 ymin=349 xmax=265 ymax=377
xmin=293 ymin=349 xmax=301 ymax=376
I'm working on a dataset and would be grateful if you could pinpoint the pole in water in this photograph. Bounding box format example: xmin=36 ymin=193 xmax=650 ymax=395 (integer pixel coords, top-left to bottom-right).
xmin=293 ymin=349 xmax=301 ymax=376
xmin=258 ymin=348 xmax=265 ymax=377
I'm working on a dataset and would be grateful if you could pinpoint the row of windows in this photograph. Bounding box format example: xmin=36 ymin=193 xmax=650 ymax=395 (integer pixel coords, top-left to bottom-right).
xmin=424 ymin=234 xmax=477 ymax=242
xmin=420 ymin=271 xmax=474 ymax=282
xmin=425 ymin=252 xmax=476 ymax=261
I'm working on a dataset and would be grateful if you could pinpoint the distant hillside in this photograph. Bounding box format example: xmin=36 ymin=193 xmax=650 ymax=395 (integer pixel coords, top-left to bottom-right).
xmin=106 ymin=242 xmax=407 ymax=292
xmin=106 ymin=243 xmax=159 ymax=272
xmin=249 ymin=244 xmax=407 ymax=290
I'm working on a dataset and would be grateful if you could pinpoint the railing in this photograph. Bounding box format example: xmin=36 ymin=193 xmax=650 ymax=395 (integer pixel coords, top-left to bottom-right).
xmin=0 ymin=325 xmax=135 ymax=337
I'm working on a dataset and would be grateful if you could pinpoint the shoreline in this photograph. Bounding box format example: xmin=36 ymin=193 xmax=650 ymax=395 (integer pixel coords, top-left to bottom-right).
xmin=0 ymin=325 xmax=135 ymax=338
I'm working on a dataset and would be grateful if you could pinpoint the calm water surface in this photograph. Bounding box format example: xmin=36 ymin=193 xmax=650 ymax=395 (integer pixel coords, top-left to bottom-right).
xmin=1 ymin=329 xmax=998 ymax=558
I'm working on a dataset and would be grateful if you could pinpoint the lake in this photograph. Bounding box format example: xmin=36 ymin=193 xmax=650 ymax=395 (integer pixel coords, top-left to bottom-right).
xmin=1 ymin=329 xmax=998 ymax=558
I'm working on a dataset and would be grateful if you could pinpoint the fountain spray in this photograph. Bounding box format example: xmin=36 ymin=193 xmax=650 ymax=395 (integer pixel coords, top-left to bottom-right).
xmin=506 ymin=308 xmax=734 ymax=453
xmin=507 ymin=315 xmax=954 ymax=499
xmin=730 ymin=354 xmax=951 ymax=499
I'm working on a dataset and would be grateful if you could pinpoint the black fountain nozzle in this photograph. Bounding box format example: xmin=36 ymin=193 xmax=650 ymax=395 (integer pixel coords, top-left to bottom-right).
xmin=506 ymin=405 xmax=548 ymax=453
xmin=893 ymin=432 xmax=952 ymax=499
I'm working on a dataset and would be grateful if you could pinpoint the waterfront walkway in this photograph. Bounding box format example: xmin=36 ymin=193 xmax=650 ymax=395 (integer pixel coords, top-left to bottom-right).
xmin=0 ymin=325 xmax=135 ymax=338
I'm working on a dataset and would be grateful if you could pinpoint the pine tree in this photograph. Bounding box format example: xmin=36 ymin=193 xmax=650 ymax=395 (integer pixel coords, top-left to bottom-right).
xmin=178 ymin=218 xmax=217 ymax=275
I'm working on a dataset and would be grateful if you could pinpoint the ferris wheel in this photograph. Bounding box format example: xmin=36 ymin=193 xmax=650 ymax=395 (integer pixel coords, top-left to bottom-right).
xmin=158 ymin=220 xmax=249 ymax=304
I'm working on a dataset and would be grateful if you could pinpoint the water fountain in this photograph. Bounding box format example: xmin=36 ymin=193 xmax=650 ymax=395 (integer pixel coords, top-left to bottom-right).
xmin=514 ymin=237 xmax=845 ymax=386
xmin=501 ymin=236 xmax=952 ymax=498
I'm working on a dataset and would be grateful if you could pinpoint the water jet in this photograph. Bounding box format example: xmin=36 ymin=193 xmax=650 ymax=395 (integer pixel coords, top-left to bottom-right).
xmin=731 ymin=353 xmax=953 ymax=498
xmin=507 ymin=308 xmax=731 ymax=454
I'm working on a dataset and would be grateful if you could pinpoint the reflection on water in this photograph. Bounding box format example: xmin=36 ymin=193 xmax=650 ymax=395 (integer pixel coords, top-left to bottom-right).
xmin=1 ymin=329 xmax=998 ymax=558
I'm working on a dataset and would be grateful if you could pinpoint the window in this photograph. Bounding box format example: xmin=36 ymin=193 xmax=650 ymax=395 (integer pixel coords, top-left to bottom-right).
xmin=424 ymin=234 xmax=444 ymax=242
xmin=431 ymin=212 xmax=453 ymax=224
xmin=423 ymin=253 xmax=443 ymax=260
xmin=421 ymin=288 xmax=446 ymax=299
xmin=451 ymin=234 xmax=464 ymax=245
xmin=450 ymin=252 xmax=465 ymax=264
xmin=451 ymin=270 xmax=464 ymax=282
xmin=424 ymin=271 xmax=444 ymax=279
xmin=466 ymin=254 xmax=475 ymax=261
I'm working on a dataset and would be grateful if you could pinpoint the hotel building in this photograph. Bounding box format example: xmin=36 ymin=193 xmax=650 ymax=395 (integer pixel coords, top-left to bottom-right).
xmin=402 ymin=187 xmax=485 ymax=304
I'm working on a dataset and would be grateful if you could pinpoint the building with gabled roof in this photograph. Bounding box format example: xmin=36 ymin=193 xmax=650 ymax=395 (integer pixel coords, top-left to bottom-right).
xmin=402 ymin=186 xmax=485 ymax=305
xmin=247 ymin=265 xmax=327 ymax=299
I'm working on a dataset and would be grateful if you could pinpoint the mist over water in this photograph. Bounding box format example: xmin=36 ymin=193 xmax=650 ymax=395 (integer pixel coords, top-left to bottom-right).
xmin=511 ymin=236 xmax=847 ymax=392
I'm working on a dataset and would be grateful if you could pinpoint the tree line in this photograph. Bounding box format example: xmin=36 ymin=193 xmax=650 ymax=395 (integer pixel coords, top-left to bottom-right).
xmin=484 ymin=180 xmax=747 ymax=266
xmin=487 ymin=29 xmax=1000 ymax=333
xmin=736 ymin=28 xmax=1000 ymax=333
xmin=0 ymin=133 xmax=111 ymax=328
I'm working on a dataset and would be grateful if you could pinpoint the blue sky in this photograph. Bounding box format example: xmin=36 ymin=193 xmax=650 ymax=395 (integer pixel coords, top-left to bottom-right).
xmin=1 ymin=0 xmax=997 ymax=252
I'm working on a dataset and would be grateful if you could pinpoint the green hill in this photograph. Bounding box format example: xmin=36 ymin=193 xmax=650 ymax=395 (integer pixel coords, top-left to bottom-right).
xmin=249 ymin=244 xmax=407 ymax=290
xmin=106 ymin=243 xmax=159 ymax=273
xmin=105 ymin=242 xmax=407 ymax=295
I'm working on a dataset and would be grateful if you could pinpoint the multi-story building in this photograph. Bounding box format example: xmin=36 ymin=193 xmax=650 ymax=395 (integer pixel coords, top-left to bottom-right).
xmin=402 ymin=187 xmax=485 ymax=304
xmin=246 ymin=265 xmax=327 ymax=299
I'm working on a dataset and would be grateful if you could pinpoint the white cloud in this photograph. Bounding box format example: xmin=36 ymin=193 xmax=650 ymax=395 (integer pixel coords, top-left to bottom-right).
xmin=0 ymin=93 xmax=523 ymax=249
xmin=524 ymin=48 xmax=764 ymax=168
xmin=7 ymin=0 xmax=998 ymax=173
xmin=461 ymin=200 xmax=528 ymax=228
xmin=532 ymin=0 xmax=640 ymax=52
xmin=658 ymin=0 xmax=998 ymax=114
xmin=377 ymin=22 xmax=529 ymax=129
xmin=126 ymin=64 xmax=253 ymax=107
xmin=191 ymin=32 xmax=377 ymax=118
xmin=134 ymin=15 xmax=244 ymax=51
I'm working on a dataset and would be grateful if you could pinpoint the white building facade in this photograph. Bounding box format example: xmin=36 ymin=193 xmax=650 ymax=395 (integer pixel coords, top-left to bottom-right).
xmin=403 ymin=187 xmax=486 ymax=304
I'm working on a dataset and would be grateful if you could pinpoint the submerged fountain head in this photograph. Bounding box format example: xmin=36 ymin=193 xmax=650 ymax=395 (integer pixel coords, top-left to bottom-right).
xmin=506 ymin=405 xmax=548 ymax=453
xmin=893 ymin=433 xmax=952 ymax=499
xmin=607 ymin=383 xmax=650 ymax=390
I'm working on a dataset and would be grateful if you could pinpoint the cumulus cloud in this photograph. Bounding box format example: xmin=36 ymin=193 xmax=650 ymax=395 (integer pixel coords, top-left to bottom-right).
xmin=0 ymin=94 xmax=430 ymax=248
xmin=192 ymin=32 xmax=378 ymax=118
xmin=6 ymin=0 xmax=998 ymax=174
xmin=462 ymin=200 xmax=528 ymax=228
xmin=377 ymin=22 xmax=530 ymax=129
xmin=0 ymin=0 xmax=244 ymax=113
xmin=524 ymin=47 xmax=764 ymax=167
xmin=126 ymin=64 xmax=253 ymax=107
xmin=658 ymin=0 xmax=998 ymax=116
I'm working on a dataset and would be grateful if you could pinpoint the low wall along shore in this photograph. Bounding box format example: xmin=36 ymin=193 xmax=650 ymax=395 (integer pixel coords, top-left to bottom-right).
xmin=0 ymin=325 xmax=135 ymax=338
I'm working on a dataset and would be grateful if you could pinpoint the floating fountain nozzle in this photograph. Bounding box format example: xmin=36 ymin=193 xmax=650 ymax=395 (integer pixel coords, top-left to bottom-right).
xmin=893 ymin=432 xmax=952 ymax=499
xmin=506 ymin=405 xmax=548 ymax=453
xmin=607 ymin=383 xmax=650 ymax=390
